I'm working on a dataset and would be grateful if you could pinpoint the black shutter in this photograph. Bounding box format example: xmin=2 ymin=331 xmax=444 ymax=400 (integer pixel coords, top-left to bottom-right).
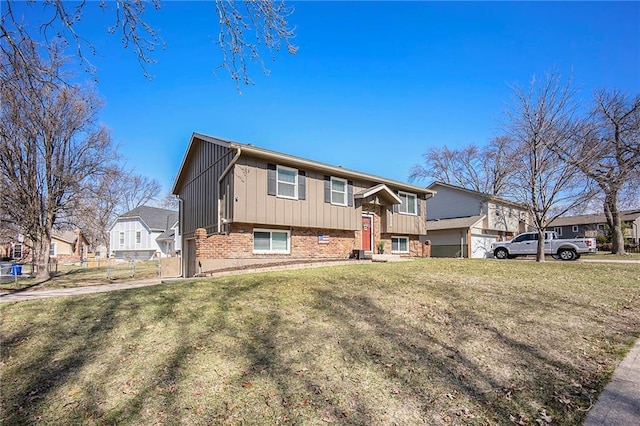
xmin=267 ymin=164 xmax=276 ymax=196
xmin=324 ymin=175 xmax=331 ymax=203
xmin=347 ymin=181 xmax=353 ymax=207
xmin=298 ymin=171 xmax=306 ymax=200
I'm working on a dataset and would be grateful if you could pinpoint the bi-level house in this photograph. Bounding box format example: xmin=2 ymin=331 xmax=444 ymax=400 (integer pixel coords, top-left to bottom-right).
xmin=425 ymin=182 xmax=532 ymax=258
xmin=172 ymin=133 xmax=436 ymax=277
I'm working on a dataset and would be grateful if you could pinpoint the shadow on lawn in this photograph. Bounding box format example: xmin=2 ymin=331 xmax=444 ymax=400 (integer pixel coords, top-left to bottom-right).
xmin=2 ymin=266 xmax=638 ymax=425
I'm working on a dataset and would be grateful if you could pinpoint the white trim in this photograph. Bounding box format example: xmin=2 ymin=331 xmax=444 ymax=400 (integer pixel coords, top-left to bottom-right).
xmin=391 ymin=235 xmax=409 ymax=253
xmin=572 ymin=225 xmax=579 ymax=232
xmin=554 ymin=227 xmax=563 ymax=236
xmin=398 ymin=191 xmax=417 ymax=215
xmin=49 ymin=242 xmax=57 ymax=257
xmin=276 ymin=165 xmax=298 ymax=200
xmin=330 ymin=176 xmax=348 ymax=206
xmin=362 ymin=214 xmax=374 ymax=253
xmin=253 ymin=228 xmax=291 ymax=254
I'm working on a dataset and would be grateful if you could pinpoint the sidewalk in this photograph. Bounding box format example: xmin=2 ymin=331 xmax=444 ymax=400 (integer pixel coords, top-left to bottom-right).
xmin=583 ymin=338 xmax=640 ymax=425
xmin=0 ymin=278 xmax=165 ymax=303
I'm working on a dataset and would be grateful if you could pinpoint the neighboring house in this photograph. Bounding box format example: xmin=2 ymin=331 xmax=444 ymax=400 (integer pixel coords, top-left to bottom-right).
xmin=425 ymin=182 xmax=532 ymax=258
xmin=50 ymin=229 xmax=90 ymax=264
xmin=2 ymin=229 xmax=89 ymax=264
xmin=171 ymin=133 xmax=436 ymax=277
xmin=547 ymin=209 xmax=640 ymax=244
xmin=109 ymin=206 xmax=179 ymax=260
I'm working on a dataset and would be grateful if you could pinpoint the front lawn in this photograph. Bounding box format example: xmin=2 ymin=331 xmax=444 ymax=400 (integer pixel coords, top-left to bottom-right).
xmin=1 ymin=259 xmax=639 ymax=425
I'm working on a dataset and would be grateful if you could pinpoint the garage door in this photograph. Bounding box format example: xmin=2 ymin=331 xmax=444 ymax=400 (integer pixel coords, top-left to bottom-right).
xmin=471 ymin=234 xmax=497 ymax=258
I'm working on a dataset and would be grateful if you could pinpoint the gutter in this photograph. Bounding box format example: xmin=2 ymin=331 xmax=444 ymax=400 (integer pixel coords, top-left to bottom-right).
xmin=217 ymin=147 xmax=242 ymax=234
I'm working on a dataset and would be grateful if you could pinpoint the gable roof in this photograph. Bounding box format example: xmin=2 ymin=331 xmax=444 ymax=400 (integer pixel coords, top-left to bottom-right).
xmin=114 ymin=206 xmax=178 ymax=232
xmin=548 ymin=209 xmax=640 ymax=227
xmin=354 ymin=184 xmax=403 ymax=205
xmin=427 ymin=181 xmax=525 ymax=210
xmin=173 ymin=132 xmax=436 ymax=197
xmin=426 ymin=215 xmax=485 ymax=231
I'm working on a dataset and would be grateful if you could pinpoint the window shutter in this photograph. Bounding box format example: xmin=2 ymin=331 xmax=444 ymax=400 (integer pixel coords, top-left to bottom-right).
xmin=267 ymin=163 xmax=276 ymax=196
xmin=393 ymin=191 xmax=400 ymax=213
xmin=417 ymin=197 xmax=422 ymax=216
xmin=298 ymin=171 xmax=306 ymax=200
xmin=347 ymin=180 xmax=353 ymax=207
xmin=324 ymin=176 xmax=331 ymax=203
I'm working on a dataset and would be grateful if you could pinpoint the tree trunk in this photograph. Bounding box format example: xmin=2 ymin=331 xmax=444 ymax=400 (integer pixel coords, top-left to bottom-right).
xmin=536 ymin=228 xmax=546 ymax=262
xmin=32 ymin=234 xmax=51 ymax=279
xmin=605 ymin=194 xmax=626 ymax=255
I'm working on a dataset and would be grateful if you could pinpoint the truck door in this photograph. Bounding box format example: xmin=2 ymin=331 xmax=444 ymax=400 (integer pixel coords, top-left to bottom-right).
xmin=510 ymin=233 xmax=538 ymax=254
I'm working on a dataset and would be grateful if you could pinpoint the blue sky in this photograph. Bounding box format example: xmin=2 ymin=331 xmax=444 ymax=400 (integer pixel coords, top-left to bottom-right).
xmin=15 ymin=1 xmax=640 ymax=193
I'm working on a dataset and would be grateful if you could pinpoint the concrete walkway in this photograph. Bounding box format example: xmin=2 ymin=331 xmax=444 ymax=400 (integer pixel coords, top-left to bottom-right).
xmin=584 ymin=338 xmax=640 ymax=425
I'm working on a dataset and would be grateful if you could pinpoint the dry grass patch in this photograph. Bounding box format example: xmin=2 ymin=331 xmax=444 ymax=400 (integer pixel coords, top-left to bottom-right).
xmin=0 ymin=261 xmax=160 ymax=293
xmin=1 ymin=259 xmax=639 ymax=425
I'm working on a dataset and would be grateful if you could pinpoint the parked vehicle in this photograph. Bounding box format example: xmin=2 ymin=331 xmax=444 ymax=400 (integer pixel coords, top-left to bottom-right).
xmin=491 ymin=231 xmax=597 ymax=261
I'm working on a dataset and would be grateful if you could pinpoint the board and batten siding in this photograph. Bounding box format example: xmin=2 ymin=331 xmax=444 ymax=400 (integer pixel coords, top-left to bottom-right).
xmin=174 ymin=139 xmax=236 ymax=237
xmin=383 ymin=198 xmax=427 ymax=235
xmin=109 ymin=219 xmax=161 ymax=253
xmin=231 ymin=157 xmax=360 ymax=231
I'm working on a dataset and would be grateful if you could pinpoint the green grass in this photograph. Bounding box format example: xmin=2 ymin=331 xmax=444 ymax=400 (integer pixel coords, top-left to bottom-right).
xmin=2 ymin=259 xmax=639 ymax=425
xmin=0 ymin=261 xmax=160 ymax=293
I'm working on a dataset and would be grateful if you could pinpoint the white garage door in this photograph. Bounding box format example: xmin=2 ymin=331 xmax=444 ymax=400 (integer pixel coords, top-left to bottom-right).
xmin=471 ymin=234 xmax=497 ymax=258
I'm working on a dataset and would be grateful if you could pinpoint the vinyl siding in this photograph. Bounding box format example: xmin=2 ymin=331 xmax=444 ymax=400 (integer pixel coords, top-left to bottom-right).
xmin=427 ymin=187 xmax=484 ymax=220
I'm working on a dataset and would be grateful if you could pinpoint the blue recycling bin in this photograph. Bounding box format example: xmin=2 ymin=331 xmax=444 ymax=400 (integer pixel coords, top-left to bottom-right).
xmin=11 ymin=263 xmax=22 ymax=276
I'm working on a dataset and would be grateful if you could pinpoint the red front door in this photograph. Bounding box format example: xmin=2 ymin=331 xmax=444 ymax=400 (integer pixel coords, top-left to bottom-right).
xmin=362 ymin=216 xmax=372 ymax=252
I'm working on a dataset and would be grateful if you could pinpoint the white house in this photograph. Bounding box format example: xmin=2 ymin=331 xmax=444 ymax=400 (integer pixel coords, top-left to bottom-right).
xmin=425 ymin=182 xmax=532 ymax=258
xmin=109 ymin=206 xmax=179 ymax=260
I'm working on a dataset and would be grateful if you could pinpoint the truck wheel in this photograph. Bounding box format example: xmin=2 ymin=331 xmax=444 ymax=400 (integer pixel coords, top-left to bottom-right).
xmin=558 ymin=249 xmax=576 ymax=261
xmin=494 ymin=248 xmax=509 ymax=259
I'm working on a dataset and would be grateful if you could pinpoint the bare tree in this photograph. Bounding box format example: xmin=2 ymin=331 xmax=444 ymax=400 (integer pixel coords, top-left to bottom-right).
xmin=409 ymin=136 xmax=512 ymax=196
xmin=156 ymin=192 xmax=180 ymax=211
xmin=0 ymin=40 xmax=117 ymax=277
xmin=1 ymin=0 xmax=297 ymax=86
xmin=73 ymin=167 xmax=162 ymax=254
xmin=549 ymin=90 xmax=639 ymax=254
xmin=502 ymin=71 xmax=596 ymax=261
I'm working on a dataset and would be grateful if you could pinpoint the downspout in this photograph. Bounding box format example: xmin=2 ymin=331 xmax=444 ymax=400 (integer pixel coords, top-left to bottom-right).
xmin=218 ymin=147 xmax=242 ymax=234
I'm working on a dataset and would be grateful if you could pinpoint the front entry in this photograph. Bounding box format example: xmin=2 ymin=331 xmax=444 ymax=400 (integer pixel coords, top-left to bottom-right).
xmin=362 ymin=215 xmax=373 ymax=252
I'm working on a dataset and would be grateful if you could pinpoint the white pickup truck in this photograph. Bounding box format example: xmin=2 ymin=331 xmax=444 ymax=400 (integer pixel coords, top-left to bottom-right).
xmin=491 ymin=231 xmax=597 ymax=261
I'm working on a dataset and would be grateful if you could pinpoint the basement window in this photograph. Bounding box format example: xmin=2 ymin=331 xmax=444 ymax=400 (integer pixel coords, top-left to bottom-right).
xmin=391 ymin=236 xmax=409 ymax=253
xmin=253 ymin=229 xmax=290 ymax=254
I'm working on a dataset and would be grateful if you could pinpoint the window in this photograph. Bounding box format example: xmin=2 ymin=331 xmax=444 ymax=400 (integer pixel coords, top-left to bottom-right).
xmin=277 ymin=166 xmax=298 ymax=199
xmin=13 ymin=243 xmax=22 ymax=259
xmin=330 ymin=177 xmax=347 ymax=206
xmin=514 ymin=233 xmax=537 ymax=243
xmin=391 ymin=236 xmax=409 ymax=253
xmin=136 ymin=231 xmax=141 ymax=244
xmin=572 ymin=225 xmax=579 ymax=233
xmin=119 ymin=232 xmax=125 ymax=247
xmin=398 ymin=191 xmax=417 ymax=215
xmin=597 ymin=224 xmax=606 ymax=230
xmin=253 ymin=229 xmax=290 ymax=254
xmin=49 ymin=242 xmax=57 ymax=257
xmin=554 ymin=227 xmax=563 ymax=236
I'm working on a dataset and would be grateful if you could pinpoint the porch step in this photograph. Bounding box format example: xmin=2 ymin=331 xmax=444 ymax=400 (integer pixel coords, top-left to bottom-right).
xmin=371 ymin=254 xmax=412 ymax=263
